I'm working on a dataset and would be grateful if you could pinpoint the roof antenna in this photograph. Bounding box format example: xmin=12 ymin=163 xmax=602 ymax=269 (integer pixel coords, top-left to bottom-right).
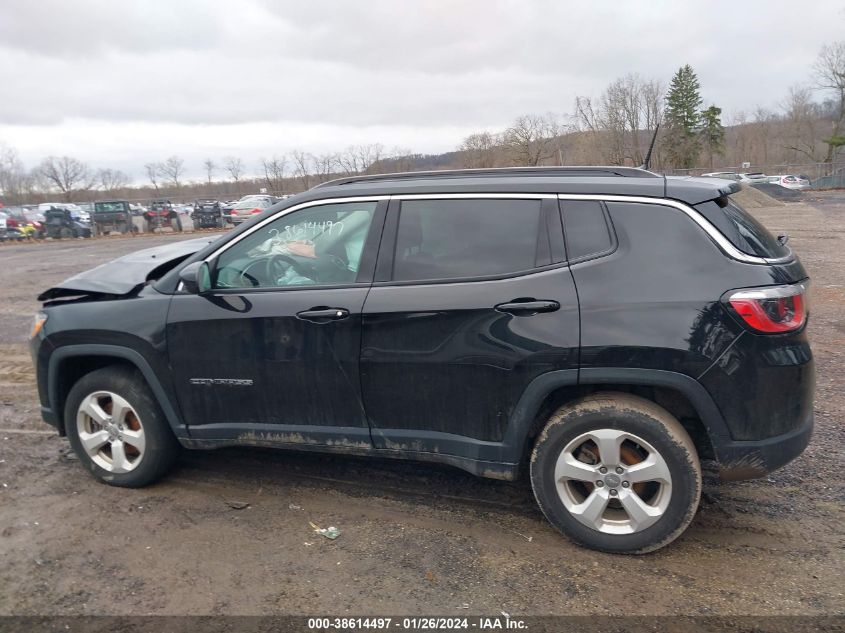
xmin=640 ymin=123 xmax=660 ymax=171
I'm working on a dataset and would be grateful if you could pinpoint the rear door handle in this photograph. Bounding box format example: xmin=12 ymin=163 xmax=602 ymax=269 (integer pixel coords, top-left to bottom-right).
xmin=495 ymin=299 xmax=560 ymax=315
xmin=296 ymin=307 xmax=350 ymax=323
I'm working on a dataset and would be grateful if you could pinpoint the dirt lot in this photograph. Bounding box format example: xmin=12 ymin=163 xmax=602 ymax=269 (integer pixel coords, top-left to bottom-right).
xmin=0 ymin=195 xmax=843 ymax=618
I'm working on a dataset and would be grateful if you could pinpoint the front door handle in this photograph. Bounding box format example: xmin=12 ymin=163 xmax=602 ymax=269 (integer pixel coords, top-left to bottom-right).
xmin=296 ymin=307 xmax=350 ymax=323
xmin=495 ymin=299 xmax=560 ymax=316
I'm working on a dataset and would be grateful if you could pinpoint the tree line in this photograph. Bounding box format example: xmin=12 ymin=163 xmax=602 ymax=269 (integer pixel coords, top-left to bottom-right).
xmin=1 ymin=38 xmax=842 ymax=206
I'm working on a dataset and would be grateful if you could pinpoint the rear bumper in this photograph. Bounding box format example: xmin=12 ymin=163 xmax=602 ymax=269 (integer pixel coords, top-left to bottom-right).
xmin=713 ymin=413 xmax=813 ymax=481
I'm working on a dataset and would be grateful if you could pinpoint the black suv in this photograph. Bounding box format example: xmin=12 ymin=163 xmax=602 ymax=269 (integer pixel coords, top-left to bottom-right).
xmin=30 ymin=167 xmax=814 ymax=553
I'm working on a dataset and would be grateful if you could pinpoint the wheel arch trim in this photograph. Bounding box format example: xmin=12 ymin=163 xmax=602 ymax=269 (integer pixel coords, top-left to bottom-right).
xmin=47 ymin=344 xmax=188 ymax=439
xmin=504 ymin=367 xmax=732 ymax=463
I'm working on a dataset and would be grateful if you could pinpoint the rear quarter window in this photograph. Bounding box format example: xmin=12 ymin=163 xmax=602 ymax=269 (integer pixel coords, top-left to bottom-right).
xmin=560 ymin=200 xmax=616 ymax=261
xmin=694 ymin=198 xmax=790 ymax=259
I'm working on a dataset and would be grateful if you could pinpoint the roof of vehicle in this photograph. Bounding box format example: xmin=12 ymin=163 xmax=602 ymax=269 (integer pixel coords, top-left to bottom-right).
xmin=301 ymin=167 xmax=739 ymax=206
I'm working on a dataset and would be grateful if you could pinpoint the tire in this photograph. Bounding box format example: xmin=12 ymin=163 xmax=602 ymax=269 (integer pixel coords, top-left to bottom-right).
xmin=117 ymin=221 xmax=128 ymax=234
xmin=60 ymin=227 xmax=73 ymax=239
xmin=64 ymin=366 xmax=180 ymax=488
xmin=530 ymin=392 xmax=701 ymax=554
xmin=171 ymin=215 xmax=183 ymax=232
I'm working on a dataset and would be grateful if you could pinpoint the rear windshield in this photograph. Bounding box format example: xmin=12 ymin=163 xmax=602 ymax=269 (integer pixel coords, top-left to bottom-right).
xmin=694 ymin=197 xmax=791 ymax=259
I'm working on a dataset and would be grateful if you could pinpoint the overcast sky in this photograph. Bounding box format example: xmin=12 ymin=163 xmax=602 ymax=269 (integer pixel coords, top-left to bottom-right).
xmin=1 ymin=0 xmax=843 ymax=182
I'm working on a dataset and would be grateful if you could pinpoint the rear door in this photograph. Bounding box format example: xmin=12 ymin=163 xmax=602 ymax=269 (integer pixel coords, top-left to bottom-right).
xmin=360 ymin=195 xmax=580 ymax=458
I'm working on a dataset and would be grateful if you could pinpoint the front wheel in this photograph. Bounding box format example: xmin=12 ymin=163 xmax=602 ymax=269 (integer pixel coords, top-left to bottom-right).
xmin=530 ymin=393 xmax=701 ymax=554
xmin=64 ymin=367 xmax=180 ymax=487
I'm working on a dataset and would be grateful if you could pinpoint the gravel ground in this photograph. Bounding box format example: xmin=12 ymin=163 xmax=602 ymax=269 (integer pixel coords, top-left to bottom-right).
xmin=0 ymin=197 xmax=843 ymax=618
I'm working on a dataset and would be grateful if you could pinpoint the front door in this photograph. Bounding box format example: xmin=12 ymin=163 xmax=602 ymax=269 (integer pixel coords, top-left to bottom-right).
xmin=167 ymin=198 xmax=386 ymax=446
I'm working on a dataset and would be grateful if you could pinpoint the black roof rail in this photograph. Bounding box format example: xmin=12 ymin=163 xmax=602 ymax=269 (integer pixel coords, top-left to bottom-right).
xmin=313 ymin=166 xmax=660 ymax=189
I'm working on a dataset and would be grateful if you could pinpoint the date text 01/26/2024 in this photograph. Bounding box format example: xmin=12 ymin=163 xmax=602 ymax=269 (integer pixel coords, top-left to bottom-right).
xmin=306 ymin=616 xmax=527 ymax=630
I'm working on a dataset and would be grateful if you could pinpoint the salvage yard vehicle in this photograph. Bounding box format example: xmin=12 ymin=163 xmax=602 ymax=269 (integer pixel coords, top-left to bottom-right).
xmin=2 ymin=206 xmax=43 ymax=239
xmin=229 ymin=196 xmax=273 ymax=225
xmin=43 ymin=206 xmax=92 ymax=239
xmin=191 ymin=199 xmax=225 ymax=229
xmin=144 ymin=199 xmax=182 ymax=232
xmin=30 ymin=167 xmax=814 ymax=553
xmin=92 ymin=200 xmax=134 ymax=234
xmin=768 ymin=174 xmax=811 ymax=190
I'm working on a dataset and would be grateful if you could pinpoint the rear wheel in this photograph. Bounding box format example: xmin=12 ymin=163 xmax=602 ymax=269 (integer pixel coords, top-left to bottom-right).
xmin=65 ymin=367 xmax=180 ymax=487
xmin=530 ymin=393 xmax=701 ymax=554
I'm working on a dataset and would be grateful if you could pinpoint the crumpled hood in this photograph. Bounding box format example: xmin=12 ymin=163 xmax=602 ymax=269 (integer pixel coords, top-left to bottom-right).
xmin=38 ymin=236 xmax=220 ymax=301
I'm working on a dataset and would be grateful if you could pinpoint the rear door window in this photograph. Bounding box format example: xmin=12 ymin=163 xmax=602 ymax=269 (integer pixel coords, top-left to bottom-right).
xmin=694 ymin=198 xmax=790 ymax=259
xmin=392 ymin=199 xmax=542 ymax=282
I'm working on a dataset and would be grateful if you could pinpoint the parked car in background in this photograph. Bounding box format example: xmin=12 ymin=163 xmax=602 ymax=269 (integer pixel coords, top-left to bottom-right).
xmin=65 ymin=203 xmax=91 ymax=225
xmin=144 ymin=200 xmax=182 ymax=232
xmin=43 ymin=207 xmax=92 ymax=239
xmin=191 ymin=199 xmax=225 ymax=229
xmin=77 ymin=202 xmax=95 ymax=219
xmin=4 ymin=206 xmax=43 ymax=239
xmin=93 ymin=200 xmax=134 ymax=234
xmin=220 ymin=200 xmax=237 ymax=224
xmin=37 ymin=203 xmax=90 ymax=226
xmin=739 ymin=172 xmax=769 ymax=184
xmin=229 ymin=197 xmax=273 ymax=224
xmin=701 ymin=171 xmax=741 ymax=181
xmin=768 ymin=175 xmax=810 ymax=190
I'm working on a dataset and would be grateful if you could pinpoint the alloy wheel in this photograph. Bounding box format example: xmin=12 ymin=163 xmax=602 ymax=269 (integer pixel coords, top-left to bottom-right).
xmin=76 ymin=391 xmax=146 ymax=473
xmin=554 ymin=429 xmax=672 ymax=534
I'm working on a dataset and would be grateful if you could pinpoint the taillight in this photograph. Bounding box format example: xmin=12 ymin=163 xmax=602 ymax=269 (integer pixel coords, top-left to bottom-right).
xmin=725 ymin=283 xmax=808 ymax=334
xmin=251 ymin=208 xmax=262 ymax=214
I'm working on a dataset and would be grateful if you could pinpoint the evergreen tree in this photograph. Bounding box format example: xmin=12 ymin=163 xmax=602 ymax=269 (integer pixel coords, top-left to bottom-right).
xmin=663 ymin=65 xmax=703 ymax=169
xmin=700 ymin=105 xmax=725 ymax=169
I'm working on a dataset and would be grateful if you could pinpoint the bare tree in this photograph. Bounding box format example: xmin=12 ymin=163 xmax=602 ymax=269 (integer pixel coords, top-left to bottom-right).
xmin=313 ymin=153 xmax=337 ymax=183
xmin=337 ymin=143 xmax=385 ymax=175
xmin=224 ymin=156 xmax=243 ymax=184
xmin=0 ymin=143 xmax=32 ymax=205
xmin=291 ymin=150 xmax=313 ymax=190
xmin=36 ymin=156 xmax=93 ymax=201
xmin=503 ymin=114 xmax=563 ymax=166
xmin=458 ymin=132 xmax=499 ymax=168
xmin=97 ymin=168 xmax=130 ymax=192
xmin=144 ymin=163 xmax=160 ymax=193
xmin=781 ymin=86 xmax=823 ymax=162
xmin=260 ymin=155 xmax=288 ymax=193
xmin=814 ymin=41 xmax=845 ymax=162
xmin=158 ymin=155 xmax=185 ymax=190
xmin=575 ymin=75 xmax=664 ymax=166
xmin=203 ymin=159 xmax=216 ymax=186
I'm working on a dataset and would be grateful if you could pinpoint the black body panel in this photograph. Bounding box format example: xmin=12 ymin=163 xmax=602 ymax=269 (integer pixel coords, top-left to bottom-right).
xmin=361 ymin=266 xmax=580 ymax=443
xmin=166 ymin=287 xmax=370 ymax=431
xmin=31 ymin=169 xmax=814 ymax=482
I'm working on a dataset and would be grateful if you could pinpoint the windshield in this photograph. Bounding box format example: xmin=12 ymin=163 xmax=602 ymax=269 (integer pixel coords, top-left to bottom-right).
xmin=95 ymin=202 xmax=126 ymax=212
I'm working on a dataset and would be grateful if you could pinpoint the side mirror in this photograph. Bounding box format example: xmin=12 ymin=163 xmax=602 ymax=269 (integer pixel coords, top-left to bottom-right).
xmin=179 ymin=261 xmax=212 ymax=294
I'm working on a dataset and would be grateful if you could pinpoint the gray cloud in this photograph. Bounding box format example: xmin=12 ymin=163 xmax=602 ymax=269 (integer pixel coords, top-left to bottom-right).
xmin=1 ymin=0 xmax=843 ymax=179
